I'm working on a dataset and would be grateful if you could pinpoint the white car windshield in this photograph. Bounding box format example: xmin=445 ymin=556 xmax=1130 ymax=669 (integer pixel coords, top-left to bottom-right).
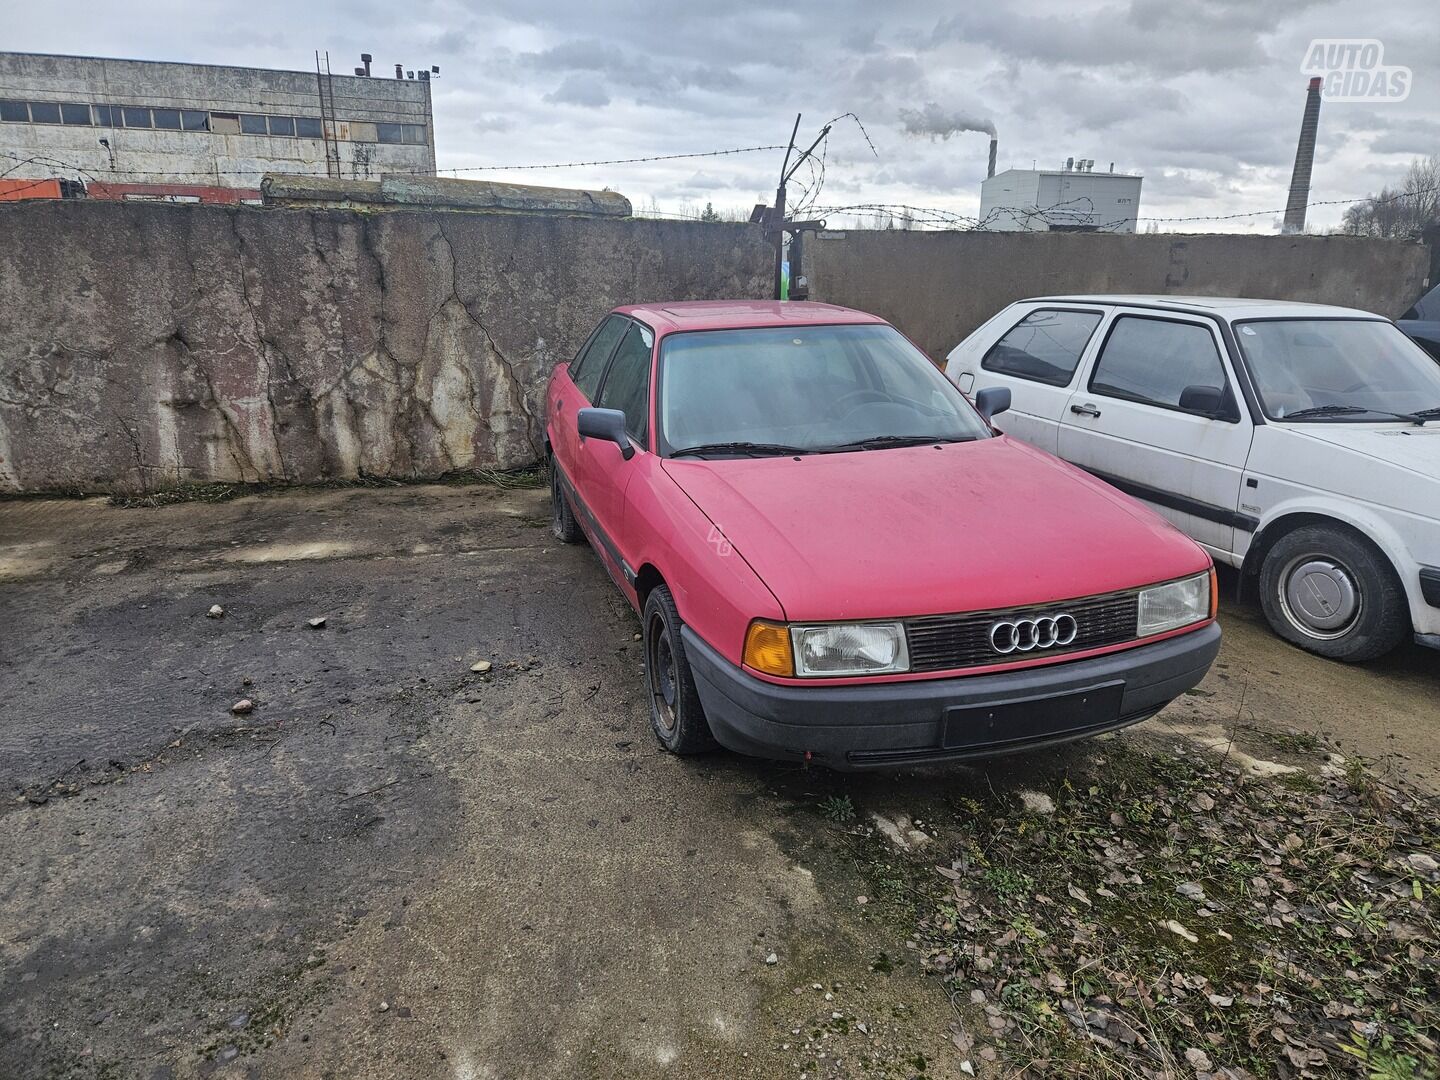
xmin=1235 ymin=319 xmax=1440 ymax=422
xmin=658 ymin=324 xmax=992 ymax=456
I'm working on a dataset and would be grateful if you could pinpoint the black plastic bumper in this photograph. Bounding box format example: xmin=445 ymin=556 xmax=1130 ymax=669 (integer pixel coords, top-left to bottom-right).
xmin=1420 ymin=567 xmax=1440 ymax=609
xmin=683 ymin=621 xmax=1221 ymax=770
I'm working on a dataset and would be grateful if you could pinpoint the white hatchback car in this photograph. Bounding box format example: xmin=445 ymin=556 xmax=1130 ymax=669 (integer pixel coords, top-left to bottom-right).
xmin=946 ymin=296 xmax=1440 ymax=662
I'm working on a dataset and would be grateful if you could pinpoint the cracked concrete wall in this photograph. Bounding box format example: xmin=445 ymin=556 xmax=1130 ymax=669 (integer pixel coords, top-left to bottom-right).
xmin=806 ymin=230 xmax=1432 ymax=363
xmin=0 ymin=201 xmax=770 ymax=493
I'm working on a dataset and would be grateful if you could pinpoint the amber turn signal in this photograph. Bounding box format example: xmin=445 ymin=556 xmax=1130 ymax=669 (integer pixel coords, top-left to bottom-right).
xmin=1208 ymin=566 xmax=1219 ymax=620
xmin=743 ymin=620 xmax=794 ymax=676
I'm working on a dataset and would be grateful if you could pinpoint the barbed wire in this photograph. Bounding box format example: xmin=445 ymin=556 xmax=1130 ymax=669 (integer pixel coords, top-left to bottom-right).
xmin=438 ymin=145 xmax=787 ymax=174
xmin=1136 ymin=182 xmax=1440 ymax=225
xmin=7 ymin=146 xmax=1436 ymax=233
xmin=0 ymin=144 xmax=787 ymax=182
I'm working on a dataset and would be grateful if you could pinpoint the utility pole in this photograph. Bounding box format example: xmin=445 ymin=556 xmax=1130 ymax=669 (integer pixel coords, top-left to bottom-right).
xmin=769 ymin=114 xmax=832 ymax=300
xmin=771 ymin=114 xmax=800 ymax=301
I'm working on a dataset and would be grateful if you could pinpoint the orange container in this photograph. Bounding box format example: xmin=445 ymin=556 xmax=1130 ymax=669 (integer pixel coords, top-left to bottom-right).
xmin=0 ymin=178 xmax=62 ymax=201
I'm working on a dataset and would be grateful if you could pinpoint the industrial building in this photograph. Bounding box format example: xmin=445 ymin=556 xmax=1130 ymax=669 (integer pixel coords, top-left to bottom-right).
xmin=0 ymin=51 xmax=436 ymax=204
xmin=979 ymin=159 xmax=1143 ymax=232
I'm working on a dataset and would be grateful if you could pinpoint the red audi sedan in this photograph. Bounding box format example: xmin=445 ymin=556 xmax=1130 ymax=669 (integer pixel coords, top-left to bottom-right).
xmin=546 ymin=301 xmax=1219 ymax=769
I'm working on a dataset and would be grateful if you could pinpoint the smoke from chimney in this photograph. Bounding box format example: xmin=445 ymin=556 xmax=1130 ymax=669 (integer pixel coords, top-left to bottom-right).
xmin=1283 ymin=78 xmax=1323 ymax=234
xmin=898 ymin=102 xmax=996 ymax=140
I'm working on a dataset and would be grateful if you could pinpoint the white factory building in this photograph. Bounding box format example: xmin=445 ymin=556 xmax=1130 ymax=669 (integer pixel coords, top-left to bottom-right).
xmin=979 ymin=159 xmax=1143 ymax=232
xmin=0 ymin=51 xmax=436 ymax=204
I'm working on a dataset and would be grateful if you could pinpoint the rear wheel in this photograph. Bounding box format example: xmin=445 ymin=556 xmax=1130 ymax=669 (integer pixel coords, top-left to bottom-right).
xmin=643 ymin=586 xmax=717 ymax=755
xmin=550 ymin=458 xmax=583 ymax=544
xmin=1258 ymin=525 xmax=1409 ymax=662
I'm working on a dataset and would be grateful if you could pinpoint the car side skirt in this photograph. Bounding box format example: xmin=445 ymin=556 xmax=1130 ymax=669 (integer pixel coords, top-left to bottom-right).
xmin=553 ymin=462 xmax=638 ymax=591
xmin=1083 ymin=467 xmax=1260 ymax=533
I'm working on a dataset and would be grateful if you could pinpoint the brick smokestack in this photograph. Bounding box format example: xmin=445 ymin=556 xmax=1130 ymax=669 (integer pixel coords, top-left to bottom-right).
xmin=1283 ymin=77 xmax=1323 ymax=234
xmin=987 ymin=137 xmax=998 ymax=179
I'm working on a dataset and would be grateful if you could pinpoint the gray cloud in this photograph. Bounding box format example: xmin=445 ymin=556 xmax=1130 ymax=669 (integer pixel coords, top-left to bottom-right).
xmin=543 ymin=74 xmax=610 ymax=108
xmin=931 ymin=0 xmax=1302 ymax=75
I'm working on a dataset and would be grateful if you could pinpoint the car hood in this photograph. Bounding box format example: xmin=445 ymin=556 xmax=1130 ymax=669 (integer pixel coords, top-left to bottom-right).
xmin=661 ymin=436 xmax=1209 ymax=621
xmin=1288 ymin=423 xmax=1440 ymax=480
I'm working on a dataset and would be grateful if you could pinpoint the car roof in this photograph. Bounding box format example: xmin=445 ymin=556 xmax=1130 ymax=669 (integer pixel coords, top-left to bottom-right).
xmin=612 ymin=300 xmax=888 ymax=335
xmin=1019 ymin=295 xmax=1386 ymax=320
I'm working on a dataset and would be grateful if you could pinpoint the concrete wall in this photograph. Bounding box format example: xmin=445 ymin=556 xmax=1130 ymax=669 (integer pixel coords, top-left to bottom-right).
xmin=0 ymin=52 xmax=434 ymax=188
xmin=0 ymin=201 xmax=768 ymax=493
xmin=0 ymin=203 xmax=1430 ymax=494
xmin=806 ymin=229 xmax=1432 ymax=361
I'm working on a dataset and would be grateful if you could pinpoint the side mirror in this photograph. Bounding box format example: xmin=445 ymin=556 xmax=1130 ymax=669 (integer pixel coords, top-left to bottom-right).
xmin=974 ymin=386 xmax=1011 ymax=421
xmin=1178 ymin=384 xmax=1235 ymax=420
xmin=577 ymin=407 xmax=635 ymax=460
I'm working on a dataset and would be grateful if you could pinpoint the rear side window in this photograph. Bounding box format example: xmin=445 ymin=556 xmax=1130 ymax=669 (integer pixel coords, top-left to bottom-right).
xmin=570 ymin=316 xmax=627 ymax=401
xmin=1090 ymin=316 xmax=1227 ymax=410
xmin=596 ymin=324 xmax=654 ymax=444
xmin=982 ymin=308 xmax=1102 ymax=386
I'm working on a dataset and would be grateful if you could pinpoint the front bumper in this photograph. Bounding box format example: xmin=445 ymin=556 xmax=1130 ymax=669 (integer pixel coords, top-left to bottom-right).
xmin=683 ymin=622 xmax=1221 ymax=770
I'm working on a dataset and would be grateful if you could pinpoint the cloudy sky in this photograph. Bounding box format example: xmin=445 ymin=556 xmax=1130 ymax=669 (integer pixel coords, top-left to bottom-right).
xmin=9 ymin=0 xmax=1438 ymax=231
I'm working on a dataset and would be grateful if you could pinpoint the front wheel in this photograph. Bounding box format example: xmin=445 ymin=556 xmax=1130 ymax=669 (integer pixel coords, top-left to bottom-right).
xmin=1258 ymin=525 xmax=1409 ymax=662
xmin=642 ymin=586 xmax=718 ymax=755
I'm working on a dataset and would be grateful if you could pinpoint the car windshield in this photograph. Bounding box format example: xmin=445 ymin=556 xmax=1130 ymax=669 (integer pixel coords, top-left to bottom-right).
xmin=1234 ymin=318 xmax=1440 ymax=421
xmin=658 ymin=323 xmax=991 ymax=456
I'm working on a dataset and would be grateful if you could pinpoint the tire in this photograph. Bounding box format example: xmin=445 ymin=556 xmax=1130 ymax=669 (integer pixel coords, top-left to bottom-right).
xmin=642 ymin=585 xmax=718 ymax=755
xmin=550 ymin=458 xmax=584 ymax=544
xmin=1258 ymin=525 xmax=1410 ymax=662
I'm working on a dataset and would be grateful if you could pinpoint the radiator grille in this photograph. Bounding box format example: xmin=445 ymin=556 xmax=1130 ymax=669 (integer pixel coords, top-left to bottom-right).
xmin=905 ymin=591 xmax=1140 ymax=673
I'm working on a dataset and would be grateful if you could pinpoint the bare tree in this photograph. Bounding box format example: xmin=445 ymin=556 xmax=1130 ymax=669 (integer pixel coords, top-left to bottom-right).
xmin=1342 ymin=155 xmax=1440 ymax=241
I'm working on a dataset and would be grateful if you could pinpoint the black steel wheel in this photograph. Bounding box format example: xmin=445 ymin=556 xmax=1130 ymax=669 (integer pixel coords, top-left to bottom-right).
xmin=642 ymin=585 xmax=717 ymax=755
xmin=550 ymin=458 xmax=583 ymax=544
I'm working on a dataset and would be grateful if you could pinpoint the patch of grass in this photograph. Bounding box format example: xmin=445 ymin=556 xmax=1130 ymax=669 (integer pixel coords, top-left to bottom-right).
xmin=469 ymin=465 xmax=546 ymax=489
xmin=110 ymin=482 xmax=247 ymax=508
xmin=869 ymin=743 xmax=1440 ymax=1078
xmin=1268 ymin=728 xmax=1326 ymax=755
xmin=818 ymin=794 xmax=857 ymax=824
xmin=103 ymin=465 xmax=547 ymax=508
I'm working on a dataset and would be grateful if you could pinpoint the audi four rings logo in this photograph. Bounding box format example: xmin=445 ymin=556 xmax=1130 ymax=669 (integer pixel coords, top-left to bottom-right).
xmin=989 ymin=614 xmax=1079 ymax=654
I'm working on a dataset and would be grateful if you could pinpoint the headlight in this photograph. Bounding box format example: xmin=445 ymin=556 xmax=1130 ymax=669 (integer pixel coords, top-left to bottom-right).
xmin=1137 ymin=572 xmax=1213 ymax=637
xmin=790 ymin=622 xmax=910 ymax=677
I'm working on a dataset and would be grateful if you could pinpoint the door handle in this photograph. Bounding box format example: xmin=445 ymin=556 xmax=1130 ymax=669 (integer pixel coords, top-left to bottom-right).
xmin=553 ymin=398 xmax=565 ymax=411
xmin=1070 ymin=403 xmax=1102 ymax=418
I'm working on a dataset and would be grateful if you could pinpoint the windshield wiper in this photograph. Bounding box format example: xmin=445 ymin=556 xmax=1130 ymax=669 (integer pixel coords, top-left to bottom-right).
xmin=825 ymin=434 xmax=979 ymax=452
xmin=1281 ymin=403 xmax=1422 ymax=423
xmin=1410 ymin=406 xmax=1440 ymax=422
xmin=669 ymin=441 xmax=811 ymax=458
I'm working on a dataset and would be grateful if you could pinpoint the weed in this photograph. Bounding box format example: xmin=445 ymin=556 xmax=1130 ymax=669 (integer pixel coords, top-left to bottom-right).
xmin=818 ymin=794 xmax=856 ymax=824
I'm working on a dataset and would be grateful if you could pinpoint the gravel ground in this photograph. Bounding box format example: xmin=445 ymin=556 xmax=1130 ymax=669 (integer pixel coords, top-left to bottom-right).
xmin=1 ymin=483 xmax=1435 ymax=1079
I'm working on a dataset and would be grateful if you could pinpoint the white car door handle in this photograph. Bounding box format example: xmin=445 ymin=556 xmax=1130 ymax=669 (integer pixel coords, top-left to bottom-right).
xmin=1070 ymin=403 xmax=1102 ymax=418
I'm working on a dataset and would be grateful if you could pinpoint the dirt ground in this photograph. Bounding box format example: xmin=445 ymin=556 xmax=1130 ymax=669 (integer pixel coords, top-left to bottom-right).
xmin=1 ymin=482 xmax=1436 ymax=1080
